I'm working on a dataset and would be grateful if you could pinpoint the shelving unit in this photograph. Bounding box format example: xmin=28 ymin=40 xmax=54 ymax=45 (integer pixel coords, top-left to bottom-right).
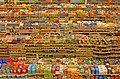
xmin=0 ymin=0 xmax=119 ymax=79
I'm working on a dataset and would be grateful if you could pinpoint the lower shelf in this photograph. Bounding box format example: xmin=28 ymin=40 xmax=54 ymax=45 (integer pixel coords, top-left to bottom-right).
xmin=0 ymin=73 xmax=119 ymax=76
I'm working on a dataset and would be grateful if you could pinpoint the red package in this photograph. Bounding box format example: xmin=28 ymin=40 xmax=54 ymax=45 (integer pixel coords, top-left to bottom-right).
xmin=115 ymin=76 xmax=119 ymax=79
xmin=13 ymin=58 xmax=18 ymax=62
xmin=6 ymin=58 xmax=10 ymax=63
xmin=111 ymin=76 xmax=115 ymax=79
xmin=13 ymin=66 xmax=18 ymax=74
xmin=104 ymin=0 xmax=112 ymax=2
xmin=46 ymin=0 xmax=51 ymax=2
xmin=17 ymin=68 xmax=22 ymax=74
xmin=22 ymin=65 xmax=28 ymax=73
xmin=19 ymin=62 xmax=24 ymax=68
xmin=91 ymin=76 xmax=94 ymax=79
xmin=12 ymin=62 xmax=19 ymax=68
xmin=56 ymin=20 xmax=59 ymax=23
xmin=9 ymin=59 xmax=13 ymax=64
xmin=116 ymin=69 xmax=119 ymax=74
xmin=10 ymin=67 xmax=14 ymax=73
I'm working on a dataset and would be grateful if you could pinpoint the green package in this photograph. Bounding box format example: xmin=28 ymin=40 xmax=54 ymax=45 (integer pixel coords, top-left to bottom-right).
xmin=79 ymin=0 xmax=85 ymax=3
xmin=34 ymin=0 xmax=38 ymax=2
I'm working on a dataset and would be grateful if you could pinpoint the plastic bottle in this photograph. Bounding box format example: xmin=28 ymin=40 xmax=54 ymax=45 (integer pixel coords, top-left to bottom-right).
xmin=91 ymin=68 xmax=95 ymax=74
xmin=99 ymin=76 xmax=104 ymax=79
xmin=95 ymin=68 xmax=99 ymax=74
xmin=95 ymin=76 xmax=99 ymax=79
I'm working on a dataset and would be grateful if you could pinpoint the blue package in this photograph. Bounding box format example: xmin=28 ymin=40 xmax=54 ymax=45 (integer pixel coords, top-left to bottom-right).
xmin=2 ymin=58 xmax=6 ymax=63
xmin=95 ymin=68 xmax=99 ymax=74
xmin=91 ymin=22 xmax=95 ymax=26
xmin=84 ymin=23 xmax=89 ymax=27
xmin=0 ymin=64 xmax=2 ymax=69
xmin=28 ymin=64 xmax=32 ymax=74
xmin=28 ymin=64 xmax=32 ymax=67
xmin=89 ymin=23 xmax=93 ymax=27
xmin=31 ymin=64 xmax=36 ymax=74
xmin=59 ymin=24 xmax=64 ymax=28
xmin=91 ymin=68 xmax=95 ymax=74
xmin=32 ymin=64 xmax=36 ymax=69
xmin=23 ymin=23 xmax=32 ymax=26
xmin=94 ymin=22 xmax=97 ymax=26
xmin=95 ymin=76 xmax=99 ymax=79
xmin=0 ymin=59 xmax=2 ymax=63
xmin=99 ymin=76 xmax=103 ymax=79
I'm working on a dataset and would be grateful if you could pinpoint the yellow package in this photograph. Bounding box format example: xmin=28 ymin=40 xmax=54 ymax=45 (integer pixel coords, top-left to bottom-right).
xmin=68 ymin=20 xmax=73 ymax=24
xmin=59 ymin=20 xmax=65 ymax=23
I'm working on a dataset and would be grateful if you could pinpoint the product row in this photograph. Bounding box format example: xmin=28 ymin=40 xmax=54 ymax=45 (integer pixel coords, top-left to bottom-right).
xmin=0 ymin=34 xmax=120 ymax=58
xmin=0 ymin=9 xmax=118 ymax=18
xmin=1 ymin=0 xmax=120 ymax=3
xmin=0 ymin=33 xmax=119 ymax=45
xmin=0 ymin=4 xmax=119 ymax=22
xmin=0 ymin=57 xmax=119 ymax=79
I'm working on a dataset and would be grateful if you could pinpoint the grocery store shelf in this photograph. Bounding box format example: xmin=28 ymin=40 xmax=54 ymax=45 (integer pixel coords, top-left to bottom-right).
xmin=0 ymin=73 xmax=118 ymax=76
xmin=27 ymin=73 xmax=120 ymax=76
xmin=0 ymin=1 xmax=119 ymax=76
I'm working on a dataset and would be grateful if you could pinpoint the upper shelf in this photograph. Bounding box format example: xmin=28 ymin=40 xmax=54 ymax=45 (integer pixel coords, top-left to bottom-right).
xmin=0 ymin=4 xmax=119 ymax=9
xmin=1 ymin=1 xmax=120 ymax=4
